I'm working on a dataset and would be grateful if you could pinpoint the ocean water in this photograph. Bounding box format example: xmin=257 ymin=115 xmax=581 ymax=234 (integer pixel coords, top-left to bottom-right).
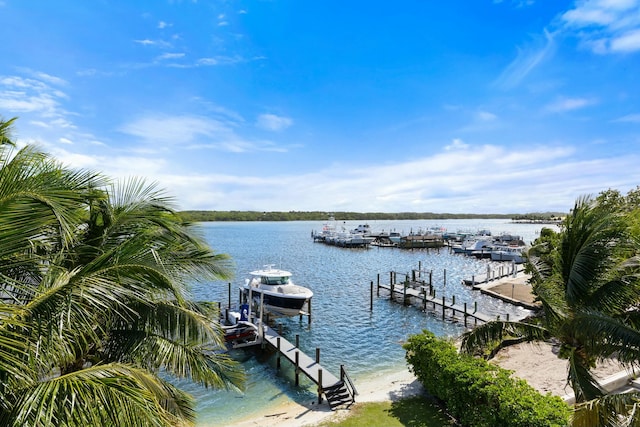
xmin=185 ymin=219 xmax=551 ymax=426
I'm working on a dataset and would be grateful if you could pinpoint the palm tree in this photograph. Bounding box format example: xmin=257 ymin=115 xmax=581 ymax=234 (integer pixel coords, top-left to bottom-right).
xmin=0 ymin=118 xmax=244 ymax=426
xmin=461 ymin=194 xmax=640 ymax=418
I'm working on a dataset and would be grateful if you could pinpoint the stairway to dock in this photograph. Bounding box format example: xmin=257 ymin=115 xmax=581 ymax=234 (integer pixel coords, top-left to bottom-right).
xmin=261 ymin=323 xmax=357 ymax=410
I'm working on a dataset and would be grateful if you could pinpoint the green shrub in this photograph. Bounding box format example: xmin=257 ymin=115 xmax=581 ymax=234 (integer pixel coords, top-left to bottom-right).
xmin=404 ymin=331 xmax=571 ymax=427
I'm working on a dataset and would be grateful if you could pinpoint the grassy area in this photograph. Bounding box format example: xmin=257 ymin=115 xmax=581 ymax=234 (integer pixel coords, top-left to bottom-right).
xmin=316 ymin=396 xmax=457 ymax=427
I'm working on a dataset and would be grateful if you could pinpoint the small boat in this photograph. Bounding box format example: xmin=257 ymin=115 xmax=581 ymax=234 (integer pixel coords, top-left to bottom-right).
xmin=490 ymin=245 xmax=526 ymax=263
xmin=242 ymin=265 xmax=313 ymax=317
xmin=222 ymin=320 xmax=259 ymax=343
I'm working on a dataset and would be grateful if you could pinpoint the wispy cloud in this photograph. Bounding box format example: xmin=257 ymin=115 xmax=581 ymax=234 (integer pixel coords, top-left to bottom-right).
xmin=493 ymin=29 xmax=556 ymax=90
xmin=561 ymin=0 xmax=640 ymax=54
xmin=120 ymin=114 xmax=288 ymax=153
xmin=444 ymin=138 xmax=469 ymax=151
xmin=156 ymin=52 xmax=185 ymax=60
xmin=197 ymin=55 xmax=245 ymax=66
xmin=0 ymin=75 xmax=67 ymax=116
xmin=157 ymin=142 xmax=640 ymax=214
xmin=256 ymin=113 xmax=293 ymax=131
xmin=613 ymin=113 xmax=640 ymax=122
xmin=545 ymin=96 xmax=596 ymax=113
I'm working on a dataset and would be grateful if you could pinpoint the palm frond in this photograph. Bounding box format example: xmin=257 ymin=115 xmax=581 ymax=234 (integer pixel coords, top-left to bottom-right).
xmin=4 ymin=363 xmax=195 ymax=427
xmin=460 ymin=320 xmax=548 ymax=355
xmin=573 ymin=392 xmax=640 ymax=427
xmin=566 ymin=345 xmax=604 ymax=402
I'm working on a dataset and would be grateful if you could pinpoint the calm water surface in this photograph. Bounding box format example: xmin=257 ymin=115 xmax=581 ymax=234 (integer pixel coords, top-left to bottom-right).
xmin=187 ymin=219 xmax=552 ymax=426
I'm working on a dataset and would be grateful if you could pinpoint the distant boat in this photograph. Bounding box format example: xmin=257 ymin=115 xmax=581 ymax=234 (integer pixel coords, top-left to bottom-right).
xmin=242 ymin=265 xmax=313 ymax=317
xmin=490 ymin=245 xmax=526 ymax=263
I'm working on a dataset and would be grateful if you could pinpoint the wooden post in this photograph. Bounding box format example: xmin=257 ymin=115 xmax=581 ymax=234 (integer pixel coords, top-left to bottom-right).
xmin=472 ymin=275 xmax=475 ymax=287
xmin=442 ymin=295 xmax=445 ymax=320
xmin=370 ymin=281 xmax=373 ymax=311
xmin=228 ymin=282 xmax=231 ymax=308
xmin=295 ymin=351 xmax=300 ymax=386
xmin=444 ymin=269 xmax=447 ymax=287
xmin=308 ymin=299 xmax=312 ymax=325
xmin=260 ymin=292 xmax=265 ymax=349
xmin=295 ymin=334 xmax=300 ymax=348
xmin=276 ymin=337 xmax=281 ymax=370
xmin=422 ymin=288 xmax=427 ymax=311
xmin=316 ymin=348 xmax=320 ymax=364
xmin=318 ymin=369 xmax=323 ymax=404
xmin=464 ymin=302 xmax=468 ymax=327
xmin=377 ymin=274 xmax=380 ymax=296
xmin=403 ymin=276 xmax=408 ymax=306
xmin=390 ymin=271 xmax=393 ymax=286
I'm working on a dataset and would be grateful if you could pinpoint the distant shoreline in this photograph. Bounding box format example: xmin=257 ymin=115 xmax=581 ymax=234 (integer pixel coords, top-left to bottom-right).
xmin=180 ymin=210 xmax=565 ymax=223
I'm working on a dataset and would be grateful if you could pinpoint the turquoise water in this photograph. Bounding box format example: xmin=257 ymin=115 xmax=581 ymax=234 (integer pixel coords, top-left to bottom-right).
xmin=186 ymin=219 xmax=549 ymax=426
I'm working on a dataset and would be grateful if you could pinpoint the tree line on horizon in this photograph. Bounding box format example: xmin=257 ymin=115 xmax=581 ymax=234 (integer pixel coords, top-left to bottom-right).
xmin=179 ymin=210 xmax=565 ymax=222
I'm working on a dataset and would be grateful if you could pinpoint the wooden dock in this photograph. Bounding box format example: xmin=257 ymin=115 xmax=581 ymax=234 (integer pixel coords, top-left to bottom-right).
xmin=377 ymin=282 xmax=494 ymax=326
xmin=222 ymin=305 xmax=356 ymax=410
xmin=260 ymin=323 xmax=356 ymax=409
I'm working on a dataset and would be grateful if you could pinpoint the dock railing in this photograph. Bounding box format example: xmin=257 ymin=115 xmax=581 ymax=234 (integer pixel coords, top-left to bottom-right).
xmin=340 ymin=364 xmax=358 ymax=398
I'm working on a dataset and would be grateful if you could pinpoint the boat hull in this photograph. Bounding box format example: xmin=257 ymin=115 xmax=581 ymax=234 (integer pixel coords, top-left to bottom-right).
xmin=244 ymin=288 xmax=309 ymax=317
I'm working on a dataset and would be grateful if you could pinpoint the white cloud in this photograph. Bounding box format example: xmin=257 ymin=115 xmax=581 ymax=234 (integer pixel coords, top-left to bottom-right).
xmin=0 ymin=75 xmax=68 ymax=117
xmin=120 ymin=114 xmax=285 ymax=153
xmin=476 ymin=111 xmax=497 ymax=121
xmin=157 ymin=52 xmax=185 ymax=60
xmin=134 ymin=39 xmax=156 ymax=46
xmin=157 ymin=21 xmax=171 ymax=29
xmin=545 ymin=96 xmax=595 ymax=112
xmin=613 ymin=113 xmax=640 ymax=122
xmin=197 ymin=55 xmax=244 ymax=66
xmin=444 ymin=138 xmax=469 ymax=151
xmin=155 ymin=142 xmax=640 ymax=214
xmin=493 ymin=29 xmax=556 ymax=89
xmin=562 ymin=0 xmax=640 ymax=53
xmin=610 ymin=28 xmax=640 ymax=51
xmin=59 ymin=137 xmax=73 ymax=145
xmin=256 ymin=113 xmax=293 ymax=131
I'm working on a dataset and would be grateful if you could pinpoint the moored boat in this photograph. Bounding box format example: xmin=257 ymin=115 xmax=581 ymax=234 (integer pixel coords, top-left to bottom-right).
xmin=242 ymin=265 xmax=313 ymax=317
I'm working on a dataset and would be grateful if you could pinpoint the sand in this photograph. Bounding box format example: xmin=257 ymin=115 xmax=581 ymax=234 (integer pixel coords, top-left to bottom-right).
xmin=228 ymin=341 xmax=630 ymax=427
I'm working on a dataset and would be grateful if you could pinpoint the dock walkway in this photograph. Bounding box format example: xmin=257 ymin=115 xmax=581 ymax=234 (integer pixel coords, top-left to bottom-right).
xmin=377 ymin=281 xmax=494 ymax=326
xmin=223 ymin=306 xmax=356 ymax=410
xmin=261 ymin=323 xmax=356 ymax=409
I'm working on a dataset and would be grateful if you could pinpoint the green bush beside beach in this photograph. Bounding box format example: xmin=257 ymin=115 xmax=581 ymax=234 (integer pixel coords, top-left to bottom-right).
xmin=404 ymin=331 xmax=571 ymax=427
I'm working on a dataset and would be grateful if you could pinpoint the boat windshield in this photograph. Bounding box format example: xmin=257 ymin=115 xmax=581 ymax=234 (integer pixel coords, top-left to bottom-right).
xmin=261 ymin=275 xmax=290 ymax=285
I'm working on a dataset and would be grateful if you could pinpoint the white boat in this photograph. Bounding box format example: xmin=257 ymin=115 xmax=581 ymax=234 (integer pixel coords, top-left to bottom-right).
xmin=242 ymin=265 xmax=313 ymax=317
xmin=490 ymin=245 xmax=526 ymax=263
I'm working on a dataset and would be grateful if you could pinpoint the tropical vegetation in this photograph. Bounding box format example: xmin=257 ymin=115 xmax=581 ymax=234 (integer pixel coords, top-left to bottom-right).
xmin=459 ymin=188 xmax=640 ymax=426
xmin=179 ymin=210 xmax=563 ymax=222
xmin=0 ymin=117 xmax=244 ymax=426
xmin=405 ymin=331 xmax=571 ymax=427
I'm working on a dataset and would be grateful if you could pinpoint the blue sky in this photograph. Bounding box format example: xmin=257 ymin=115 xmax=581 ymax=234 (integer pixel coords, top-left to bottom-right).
xmin=1 ymin=0 xmax=639 ymax=214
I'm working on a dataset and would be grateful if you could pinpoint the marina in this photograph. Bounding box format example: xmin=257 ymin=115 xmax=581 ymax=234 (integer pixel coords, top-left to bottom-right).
xmin=189 ymin=219 xmax=555 ymax=426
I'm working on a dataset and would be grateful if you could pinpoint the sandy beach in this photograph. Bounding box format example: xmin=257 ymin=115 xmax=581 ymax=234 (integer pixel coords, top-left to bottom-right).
xmin=228 ymin=340 xmax=628 ymax=427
